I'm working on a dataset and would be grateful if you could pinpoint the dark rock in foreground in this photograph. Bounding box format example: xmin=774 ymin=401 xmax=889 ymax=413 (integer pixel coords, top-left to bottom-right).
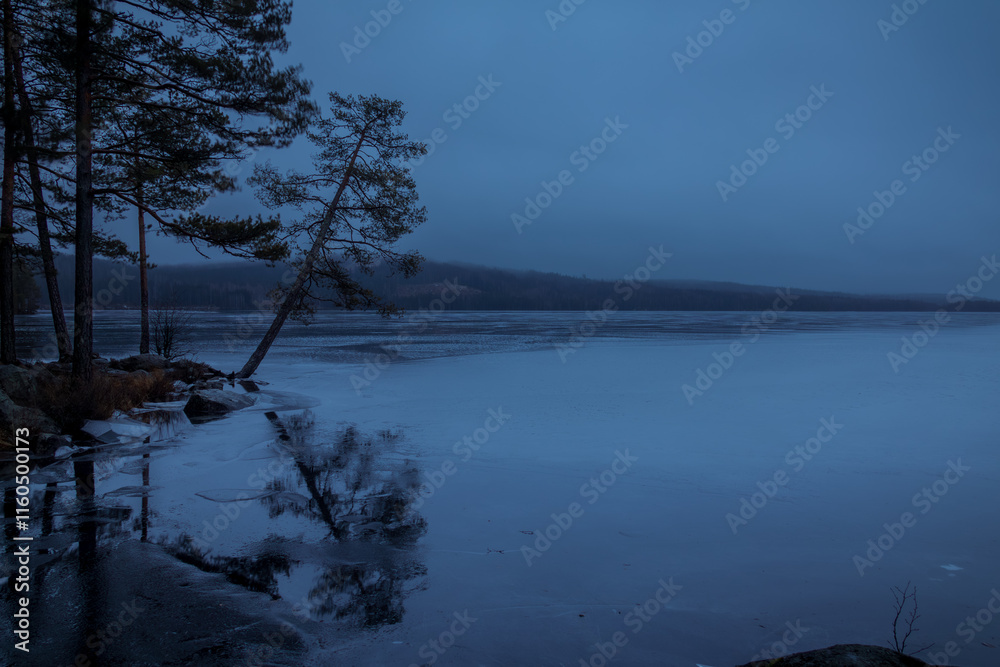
xmin=0 ymin=363 xmax=50 ymax=403
xmin=738 ymin=644 xmax=935 ymax=666
xmin=184 ymin=389 xmax=256 ymax=419
xmin=0 ymin=365 xmax=60 ymax=446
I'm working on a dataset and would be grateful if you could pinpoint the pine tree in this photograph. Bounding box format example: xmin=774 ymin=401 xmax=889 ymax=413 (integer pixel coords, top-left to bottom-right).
xmin=238 ymin=94 xmax=426 ymax=378
xmin=0 ymin=0 xmax=20 ymax=364
xmin=11 ymin=2 xmax=72 ymax=360
xmin=99 ymin=93 xmax=288 ymax=354
xmin=55 ymin=0 xmax=315 ymax=378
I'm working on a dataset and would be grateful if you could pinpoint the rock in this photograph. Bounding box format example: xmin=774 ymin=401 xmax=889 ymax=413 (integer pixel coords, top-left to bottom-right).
xmin=45 ymin=362 xmax=72 ymax=376
xmin=110 ymin=354 xmax=168 ymax=372
xmin=237 ymin=379 xmax=261 ymax=393
xmin=0 ymin=390 xmax=14 ymax=430
xmin=0 ymin=364 xmax=41 ymax=403
xmin=190 ymin=378 xmax=225 ymax=391
xmin=183 ymin=389 xmax=255 ymax=419
xmin=1 ymin=389 xmax=59 ymax=436
xmin=38 ymin=433 xmax=72 ymax=456
xmin=737 ymin=644 xmax=933 ymax=667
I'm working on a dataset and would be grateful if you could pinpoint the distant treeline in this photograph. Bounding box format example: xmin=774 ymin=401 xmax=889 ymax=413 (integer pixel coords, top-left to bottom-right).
xmin=32 ymin=255 xmax=1000 ymax=313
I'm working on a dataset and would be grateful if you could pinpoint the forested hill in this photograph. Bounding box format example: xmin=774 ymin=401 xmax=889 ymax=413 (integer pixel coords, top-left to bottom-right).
xmin=34 ymin=255 xmax=1000 ymax=313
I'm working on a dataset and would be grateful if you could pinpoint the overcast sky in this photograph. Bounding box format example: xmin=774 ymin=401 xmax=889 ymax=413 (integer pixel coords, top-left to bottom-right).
xmin=137 ymin=0 xmax=1000 ymax=297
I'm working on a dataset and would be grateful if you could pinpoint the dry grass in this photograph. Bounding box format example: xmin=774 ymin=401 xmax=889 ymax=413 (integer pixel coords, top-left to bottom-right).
xmin=36 ymin=370 xmax=175 ymax=433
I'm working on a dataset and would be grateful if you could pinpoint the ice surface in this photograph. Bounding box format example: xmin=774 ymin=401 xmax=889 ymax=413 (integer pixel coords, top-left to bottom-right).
xmin=81 ymin=415 xmax=155 ymax=444
xmin=5 ymin=312 xmax=1000 ymax=666
xmin=194 ymin=489 xmax=277 ymax=503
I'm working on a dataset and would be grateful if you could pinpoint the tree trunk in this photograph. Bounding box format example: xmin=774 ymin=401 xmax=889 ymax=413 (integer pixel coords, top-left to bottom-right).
xmin=237 ymin=130 xmax=368 ymax=379
xmin=137 ymin=177 xmax=149 ymax=354
xmin=0 ymin=0 xmax=18 ymax=364
xmin=12 ymin=24 xmax=71 ymax=361
xmin=71 ymin=0 xmax=94 ymax=380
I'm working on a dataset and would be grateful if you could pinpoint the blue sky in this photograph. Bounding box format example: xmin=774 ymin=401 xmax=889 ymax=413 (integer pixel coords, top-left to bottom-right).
xmin=142 ymin=0 xmax=1000 ymax=297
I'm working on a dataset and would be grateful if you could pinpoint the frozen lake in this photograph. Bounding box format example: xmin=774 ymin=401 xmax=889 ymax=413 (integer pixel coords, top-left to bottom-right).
xmin=5 ymin=311 xmax=1000 ymax=665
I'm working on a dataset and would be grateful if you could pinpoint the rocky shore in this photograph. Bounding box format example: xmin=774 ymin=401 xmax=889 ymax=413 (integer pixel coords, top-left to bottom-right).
xmin=0 ymin=354 xmax=257 ymax=455
xmin=736 ymin=644 xmax=940 ymax=666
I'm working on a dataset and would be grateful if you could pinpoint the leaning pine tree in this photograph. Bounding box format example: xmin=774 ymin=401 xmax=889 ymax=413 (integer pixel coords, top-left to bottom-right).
xmin=237 ymin=94 xmax=427 ymax=379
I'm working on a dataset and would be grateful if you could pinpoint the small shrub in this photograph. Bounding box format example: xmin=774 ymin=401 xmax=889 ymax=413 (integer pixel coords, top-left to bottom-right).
xmin=888 ymin=582 xmax=933 ymax=655
xmin=152 ymin=306 xmax=195 ymax=362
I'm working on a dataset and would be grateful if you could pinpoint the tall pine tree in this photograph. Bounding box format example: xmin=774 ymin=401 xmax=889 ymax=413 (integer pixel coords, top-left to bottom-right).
xmin=55 ymin=0 xmax=315 ymax=378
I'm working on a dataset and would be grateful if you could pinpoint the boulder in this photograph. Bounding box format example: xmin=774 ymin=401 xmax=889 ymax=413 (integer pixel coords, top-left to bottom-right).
xmin=38 ymin=432 xmax=72 ymax=456
xmin=0 ymin=364 xmax=42 ymax=403
xmin=18 ymin=406 xmax=59 ymax=435
xmin=167 ymin=359 xmax=225 ymax=384
xmin=0 ymin=390 xmax=14 ymax=431
xmin=1 ymin=388 xmax=59 ymax=436
xmin=738 ymin=644 xmax=933 ymax=667
xmin=183 ymin=389 xmax=255 ymax=419
xmin=110 ymin=354 xmax=168 ymax=372
xmin=191 ymin=379 xmax=225 ymax=391
xmin=45 ymin=361 xmax=72 ymax=376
